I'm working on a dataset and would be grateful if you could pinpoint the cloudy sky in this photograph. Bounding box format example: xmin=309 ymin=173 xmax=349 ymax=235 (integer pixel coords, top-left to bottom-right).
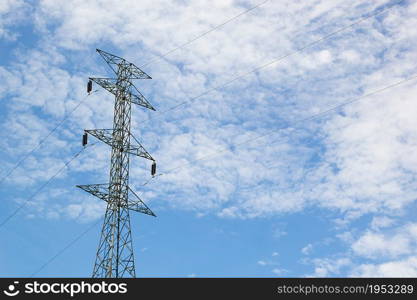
xmin=1 ymin=0 xmax=417 ymax=277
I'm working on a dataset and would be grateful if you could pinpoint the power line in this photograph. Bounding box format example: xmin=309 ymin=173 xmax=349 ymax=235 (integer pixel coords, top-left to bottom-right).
xmin=154 ymin=73 xmax=417 ymax=177
xmin=221 ymin=117 xmax=384 ymax=199
xmin=7 ymin=0 xmax=396 ymax=183
xmin=0 ymin=142 xmax=97 ymax=229
xmin=17 ymin=0 xmax=402 ymax=194
xmin=138 ymin=0 xmax=405 ymax=125
xmin=0 ymin=91 xmax=98 ymax=186
xmin=0 ymin=1 xmax=269 ymax=187
xmin=140 ymin=0 xmax=270 ymax=68
xmin=28 ymin=72 xmax=417 ymax=277
xmin=4 ymin=0 xmax=405 ymax=228
xmin=29 ymin=218 xmax=102 ymax=277
xmin=13 ymin=1 xmax=411 ymax=279
xmin=2 ymin=0 xmax=398 ymax=184
xmin=1 ymin=3 xmax=273 ymax=275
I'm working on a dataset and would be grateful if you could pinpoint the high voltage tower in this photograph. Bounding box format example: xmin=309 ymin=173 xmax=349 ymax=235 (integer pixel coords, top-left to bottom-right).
xmin=77 ymin=49 xmax=157 ymax=278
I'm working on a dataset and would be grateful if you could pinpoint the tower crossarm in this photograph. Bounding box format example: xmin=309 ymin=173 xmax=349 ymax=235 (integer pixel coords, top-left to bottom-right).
xmin=89 ymin=77 xmax=155 ymax=111
xmin=85 ymin=129 xmax=114 ymax=148
xmin=96 ymin=49 xmax=152 ymax=80
xmin=76 ymin=183 xmax=110 ymax=201
xmin=129 ymin=83 xmax=156 ymax=111
xmin=127 ymin=186 xmax=156 ymax=216
xmin=129 ymin=133 xmax=154 ymax=161
xmin=76 ymin=183 xmax=156 ymax=217
xmin=85 ymin=129 xmax=154 ymax=161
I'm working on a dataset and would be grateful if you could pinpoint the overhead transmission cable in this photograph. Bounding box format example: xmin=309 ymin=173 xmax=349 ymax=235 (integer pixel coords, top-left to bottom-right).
xmin=3 ymin=0 xmax=404 ymax=227
xmin=140 ymin=0 xmax=270 ymax=68
xmin=0 ymin=91 xmax=98 ymax=186
xmin=13 ymin=0 xmax=408 ymax=274
xmin=29 ymin=217 xmax=102 ymax=277
xmin=0 ymin=0 xmax=272 ymax=248
xmin=0 ymin=1 xmax=400 ymax=184
xmin=0 ymin=1 xmax=269 ymax=187
xmin=139 ymin=0 xmax=405 ymax=124
xmin=0 ymin=142 xmax=97 ymax=229
xmin=29 ymin=71 xmax=417 ymax=276
xmin=121 ymin=1 xmax=408 ymax=185
xmin=149 ymin=73 xmax=417 ymax=179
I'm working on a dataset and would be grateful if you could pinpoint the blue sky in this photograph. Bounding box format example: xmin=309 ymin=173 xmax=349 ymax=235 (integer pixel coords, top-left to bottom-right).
xmin=1 ymin=0 xmax=417 ymax=277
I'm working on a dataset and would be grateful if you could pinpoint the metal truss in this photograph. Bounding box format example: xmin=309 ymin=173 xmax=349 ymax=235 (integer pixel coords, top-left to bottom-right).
xmin=89 ymin=77 xmax=155 ymax=110
xmin=97 ymin=49 xmax=152 ymax=79
xmin=76 ymin=183 xmax=155 ymax=216
xmin=77 ymin=49 xmax=156 ymax=278
xmin=84 ymin=129 xmax=154 ymax=161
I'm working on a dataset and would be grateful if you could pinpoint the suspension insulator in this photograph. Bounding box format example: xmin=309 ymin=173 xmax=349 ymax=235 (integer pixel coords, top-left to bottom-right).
xmin=151 ymin=162 xmax=156 ymax=176
xmin=87 ymin=80 xmax=93 ymax=93
xmin=82 ymin=132 xmax=88 ymax=146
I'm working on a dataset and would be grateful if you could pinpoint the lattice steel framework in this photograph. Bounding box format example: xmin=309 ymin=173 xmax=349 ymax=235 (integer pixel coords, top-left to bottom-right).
xmin=77 ymin=49 xmax=156 ymax=278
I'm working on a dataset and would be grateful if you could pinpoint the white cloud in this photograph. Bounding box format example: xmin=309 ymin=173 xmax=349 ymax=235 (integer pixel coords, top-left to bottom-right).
xmin=0 ymin=0 xmax=416 ymax=230
xmin=309 ymin=258 xmax=351 ymax=277
xmin=307 ymin=80 xmax=417 ymax=218
xmin=337 ymin=231 xmax=354 ymax=244
xmin=352 ymin=223 xmax=417 ymax=260
xmin=0 ymin=0 xmax=29 ymax=40
xmin=272 ymin=225 xmax=288 ymax=239
xmin=301 ymin=244 xmax=313 ymax=255
xmin=257 ymin=257 xmax=281 ymax=268
xmin=306 ymin=222 xmax=417 ymax=277
xmin=351 ymin=256 xmax=417 ymax=277
xmin=257 ymin=260 xmax=267 ymax=266
xmin=352 ymin=232 xmax=410 ymax=259
xmin=371 ymin=216 xmax=395 ymax=230
xmin=1 ymin=0 xmax=417 ymax=280
xmin=64 ymin=197 xmax=106 ymax=223
xmin=272 ymin=268 xmax=288 ymax=275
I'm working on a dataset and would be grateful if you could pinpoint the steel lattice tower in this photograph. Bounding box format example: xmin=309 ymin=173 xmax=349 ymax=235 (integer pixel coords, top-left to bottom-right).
xmin=77 ymin=49 xmax=156 ymax=278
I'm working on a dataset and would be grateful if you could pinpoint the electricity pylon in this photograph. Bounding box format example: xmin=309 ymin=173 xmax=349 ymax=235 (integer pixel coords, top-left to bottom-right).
xmin=77 ymin=49 xmax=156 ymax=278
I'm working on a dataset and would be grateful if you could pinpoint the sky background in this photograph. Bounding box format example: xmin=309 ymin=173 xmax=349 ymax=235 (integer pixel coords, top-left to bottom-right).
xmin=1 ymin=0 xmax=417 ymax=277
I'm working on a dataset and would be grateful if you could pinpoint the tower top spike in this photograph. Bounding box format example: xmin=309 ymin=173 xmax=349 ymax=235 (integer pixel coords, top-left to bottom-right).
xmin=96 ymin=48 xmax=152 ymax=79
